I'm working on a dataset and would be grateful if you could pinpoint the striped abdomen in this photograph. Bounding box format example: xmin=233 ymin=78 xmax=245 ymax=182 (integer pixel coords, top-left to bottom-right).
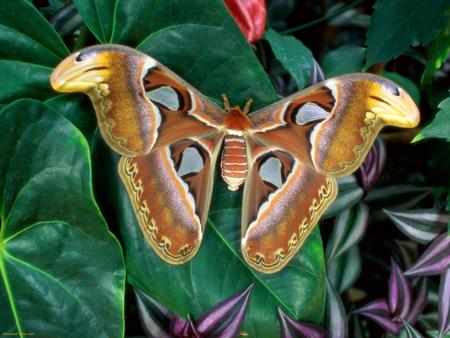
xmin=221 ymin=133 xmax=248 ymax=191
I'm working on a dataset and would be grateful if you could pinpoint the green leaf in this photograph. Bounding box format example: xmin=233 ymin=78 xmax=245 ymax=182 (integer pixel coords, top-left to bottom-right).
xmin=138 ymin=24 xmax=277 ymax=109
xmin=265 ymin=29 xmax=313 ymax=90
xmin=73 ymin=0 xmax=117 ymax=43
xmin=414 ymin=97 xmax=450 ymax=142
xmin=365 ymin=0 xmax=450 ymax=68
xmin=0 ymin=0 xmax=67 ymax=104
xmin=45 ymin=94 xmax=98 ymax=143
xmin=383 ymin=71 xmax=421 ymax=105
xmin=321 ymin=45 xmax=366 ymax=77
xmin=109 ymin=0 xmax=247 ymax=46
xmin=94 ymin=141 xmax=326 ymax=338
xmin=0 ymin=61 xmax=54 ymax=104
xmin=0 ymin=0 xmax=68 ymax=64
xmin=422 ymin=17 xmax=450 ymax=85
xmin=0 ymin=99 xmax=125 ymax=337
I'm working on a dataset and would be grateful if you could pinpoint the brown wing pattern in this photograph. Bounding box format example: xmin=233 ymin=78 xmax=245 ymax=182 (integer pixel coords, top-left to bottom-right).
xmin=51 ymin=44 xmax=226 ymax=264
xmin=242 ymin=73 xmax=419 ymax=272
xmin=249 ymin=73 xmax=420 ymax=177
xmin=119 ymin=133 xmax=223 ymax=263
xmin=241 ymin=146 xmax=337 ymax=273
xmin=51 ymin=44 xmax=225 ymax=157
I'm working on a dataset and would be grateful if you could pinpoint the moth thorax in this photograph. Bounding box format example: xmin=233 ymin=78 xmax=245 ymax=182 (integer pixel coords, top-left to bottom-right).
xmin=221 ymin=133 xmax=248 ymax=191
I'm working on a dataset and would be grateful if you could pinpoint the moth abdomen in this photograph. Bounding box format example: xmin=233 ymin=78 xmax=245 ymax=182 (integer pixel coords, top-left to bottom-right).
xmin=221 ymin=134 xmax=248 ymax=191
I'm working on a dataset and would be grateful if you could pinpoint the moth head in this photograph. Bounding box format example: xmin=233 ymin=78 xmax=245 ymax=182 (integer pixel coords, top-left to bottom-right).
xmin=355 ymin=74 xmax=420 ymax=128
xmin=50 ymin=44 xmax=145 ymax=94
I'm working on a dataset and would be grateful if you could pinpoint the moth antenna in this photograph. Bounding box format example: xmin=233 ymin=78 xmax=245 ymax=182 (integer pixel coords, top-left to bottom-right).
xmin=222 ymin=94 xmax=231 ymax=111
xmin=243 ymin=98 xmax=253 ymax=114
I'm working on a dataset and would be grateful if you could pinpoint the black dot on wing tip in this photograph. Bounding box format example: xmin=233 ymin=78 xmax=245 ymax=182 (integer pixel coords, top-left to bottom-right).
xmin=75 ymin=52 xmax=84 ymax=62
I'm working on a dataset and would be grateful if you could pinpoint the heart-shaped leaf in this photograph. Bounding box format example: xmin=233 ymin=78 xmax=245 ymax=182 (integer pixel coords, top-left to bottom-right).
xmin=0 ymin=99 xmax=125 ymax=337
xmin=0 ymin=0 xmax=68 ymax=104
xmin=138 ymin=23 xmax=277 ymax=108
xmin=87 ymin=3 xmax=326 ymax=336
xmin=73 ymin=0 xmax=117 ymax=43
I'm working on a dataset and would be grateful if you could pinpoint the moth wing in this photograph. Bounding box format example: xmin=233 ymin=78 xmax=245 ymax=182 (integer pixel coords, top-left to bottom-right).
xmin=248 ymin=73 xmax=419 ymax=176
xmin=241 ymin=146 xmax=337 ymax=273
xmin=119 ymin=132 xmax=224 ymax=263
xmin=51 ymin=45 xmax=225 ymax=156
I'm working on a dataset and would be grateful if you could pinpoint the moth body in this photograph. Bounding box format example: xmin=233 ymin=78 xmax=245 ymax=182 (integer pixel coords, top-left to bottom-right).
xmin=220 ymin=103 xmax=252 ymax=191
xmin=221 ymin=133 xmax=248 ymax=191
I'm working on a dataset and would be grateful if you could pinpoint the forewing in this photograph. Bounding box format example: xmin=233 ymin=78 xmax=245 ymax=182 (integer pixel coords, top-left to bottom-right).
xmin=248 ymin=73 xmax=419 ymax=177
xmin=119 ymin=133 xmax=224 ymax=263
xmin=51 ymin=44 xmax=225 ymax=156
xmin=241 ymin=146 xmax=337 ymax=273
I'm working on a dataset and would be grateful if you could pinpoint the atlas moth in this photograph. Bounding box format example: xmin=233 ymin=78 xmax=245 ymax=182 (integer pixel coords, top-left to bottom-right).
xmin=51 ymin=45 xmax=419 ymax=273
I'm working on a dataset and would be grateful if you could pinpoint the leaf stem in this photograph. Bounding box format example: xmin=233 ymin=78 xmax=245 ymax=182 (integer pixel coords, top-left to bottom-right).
xmin=281 ymin=0 xmax=367 ymax=35
xmin=73 ymin=25 xmax=89 ymax=51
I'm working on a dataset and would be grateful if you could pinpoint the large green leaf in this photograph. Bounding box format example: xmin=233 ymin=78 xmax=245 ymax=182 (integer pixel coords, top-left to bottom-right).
xmin=422 ymin=16 xmax=450 ymax=85
xmin=365 ymin=0 xmax=450 ymax=68
xmin=0 ymin=0 xmax=67 ymax=104
xmin=93 ymin=140 xmax=326 ymax=338
xmin=265 ymin=29 xmax=313 ymax=90
xmin=45 ymin=94 xmax=98 ymax=143
xmin=0 ymin=99 xmax=125 ymax=337
xmin=73 ymin=0 xmax=116 ymax=43
xmin=0 ymin=0 xmax=68 ymax=63
xmin=321 ymin=45 xmax=366 ymax=77
xmin=110 ymin=0 xmax=244 ymax=46
xmin=414 ymin=97 xmax=450 ymax=142
xmin=0 ymin=61 xmax=53 ymax=104
xmin=138 ymin=24 xmax=277 ymax=108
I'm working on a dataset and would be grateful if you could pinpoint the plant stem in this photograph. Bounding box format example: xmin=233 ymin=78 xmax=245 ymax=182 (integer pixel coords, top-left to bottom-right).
xmin=73 ymin=24 xmax=89 ymax=51
xmin=281 ymin=0 xmax=367 ymax=35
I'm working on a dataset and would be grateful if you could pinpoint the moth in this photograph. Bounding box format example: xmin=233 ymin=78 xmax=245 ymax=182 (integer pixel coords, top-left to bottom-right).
xmin=51 ymin=45 xmax=419 ymax=273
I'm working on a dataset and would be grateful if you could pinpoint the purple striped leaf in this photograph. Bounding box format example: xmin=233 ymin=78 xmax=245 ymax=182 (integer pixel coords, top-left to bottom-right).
xmin=327 ymin=246 xmax=361 ymax=293
xmin=401 ymin=319 xmax=424 ymax=338
xmin=365 ymin=185 xmax=432 ymax=211
xmin=406 ymin=233 xmax=450 ymax=276
xmin=439 ymin=268 xmax=450 ymax=338
xmin=326 ymin=203 xmax=369 ymax=262
xmin=196 ymin=284 xmax=253 ymax=338
xmin=278 ymin=308 xmax=326 ymax=338
xmin=385 ymin=209 xmax=448 ymax=244
xmin=358 ymin=138 xmax=386 ymax=193
xmin=389 ymin=260 xmax=412 ymax=319
xmin=406 ymin=277 xmax=428 ymax=325
xmin=134 ymin=288 xmax=175 ymax=338
xmin=355 ymin=299 xmax=402 ymax=335
xmin=326 ymin=276 xmax=348 ymax=338
xmin=170 ymin=316 xmax=200 ymax=338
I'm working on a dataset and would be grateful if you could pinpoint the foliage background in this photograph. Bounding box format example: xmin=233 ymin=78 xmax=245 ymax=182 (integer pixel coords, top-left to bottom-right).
xmin=0 ymin=0 xmax=449 ymax=337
